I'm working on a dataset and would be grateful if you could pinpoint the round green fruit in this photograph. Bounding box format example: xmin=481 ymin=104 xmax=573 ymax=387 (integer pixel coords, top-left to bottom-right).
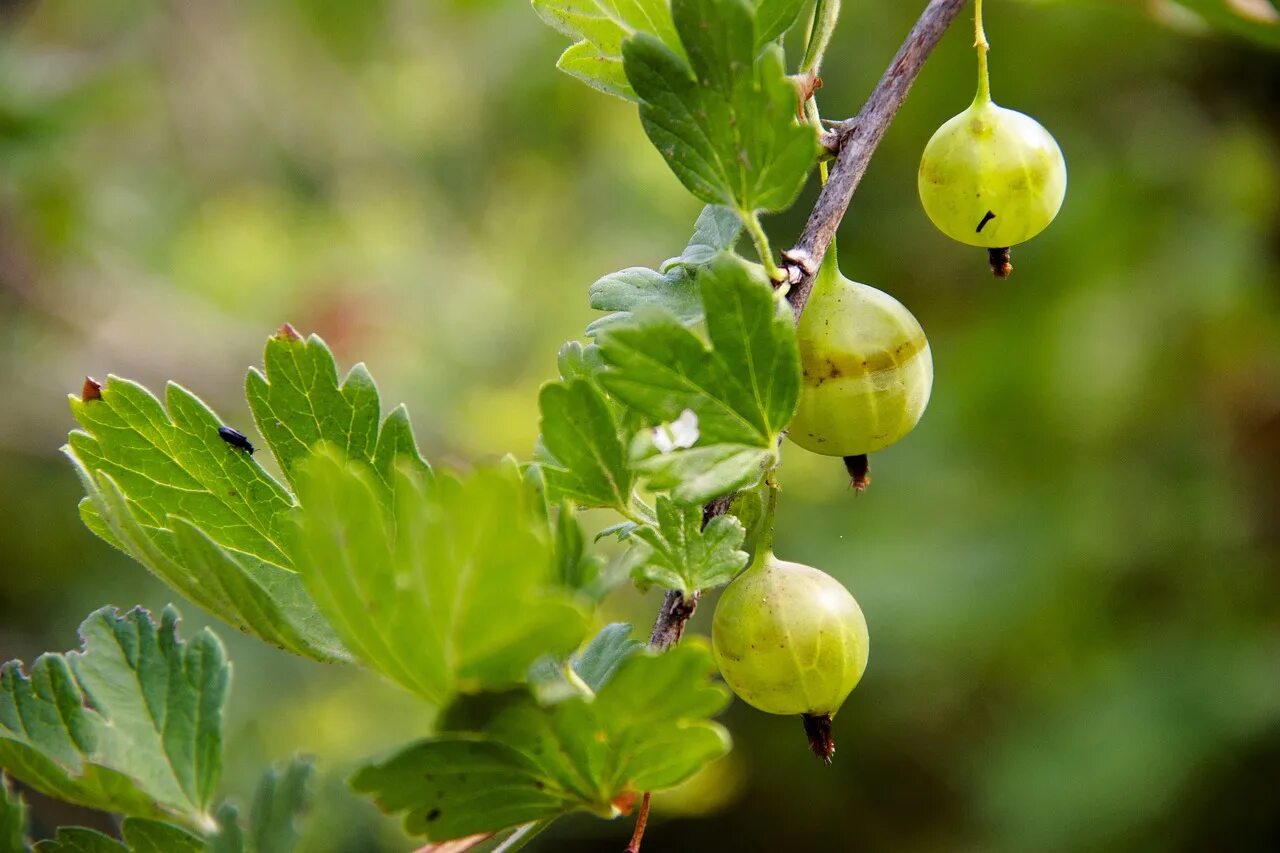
xmin=712 ymin=552 xmax=869 ymax=718
xmin=918 ymin=98 xmax=1066 ymax=248
xmin=787 ymin=249 xmax=933 ymax=457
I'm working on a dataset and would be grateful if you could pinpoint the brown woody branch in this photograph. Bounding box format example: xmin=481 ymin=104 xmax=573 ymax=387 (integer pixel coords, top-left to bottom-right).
xmin=645 ymin=0 xmax=969 ymax=653
xmin=782 ymin=0 xmax=971 ymax=321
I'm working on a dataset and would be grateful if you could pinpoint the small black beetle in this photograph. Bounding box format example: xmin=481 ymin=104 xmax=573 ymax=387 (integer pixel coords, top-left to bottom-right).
xmin=218 ymin=426 xmax=255 ymax=455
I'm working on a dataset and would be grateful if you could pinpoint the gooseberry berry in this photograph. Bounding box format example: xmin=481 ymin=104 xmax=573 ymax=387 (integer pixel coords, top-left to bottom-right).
xmin=917 ymin=101 xmax=1066 ymax=250
xmin=787 ymin=246 xmax=933 ymax=459
xmin=712 ymin=548 xmax=869 ymax=762
xmin=917 ymin=0 xmax=1066 ymax=276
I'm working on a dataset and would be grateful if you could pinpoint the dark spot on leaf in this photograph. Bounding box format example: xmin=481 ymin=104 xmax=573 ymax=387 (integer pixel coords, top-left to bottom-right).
xmin=426 ymin=808 xmax=441 ymax=822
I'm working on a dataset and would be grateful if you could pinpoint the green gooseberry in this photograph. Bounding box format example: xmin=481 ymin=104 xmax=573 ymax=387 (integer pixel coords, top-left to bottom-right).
xmin=787 ymin=245 xmax=933 ymax=458
xmin=917 ymin=99 xmax=1066 ymax=250
xmin=712 ymin=549 xmax=869 ymax=761
xmin=917 ymin=0 xmax=1066 ymax=276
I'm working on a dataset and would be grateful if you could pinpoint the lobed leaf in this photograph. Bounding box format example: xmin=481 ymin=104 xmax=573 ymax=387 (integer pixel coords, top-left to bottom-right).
xmin=754 ymin=0 xmax=807 ymax=45
xmin=532 ymin=0 xmax=684 ymax=100
xmin=245 ymin=326 xmax=431 ymax=494
xmin=629 ymin=496 xmax=748 ymax=594
xmin=587 ymin=205 xmax=741 ymax=337
xmin=536 ymin=379 xmax=633 ymax=511
xmin=351 ymin=642 xmax=729 ymax=842
xmin=64 ymin=376 xmax=345 ymax=663
xmin=623 ymin=0 xmax=818 ymax=216
xmin=596 ymin=254 xmax=799 ymax=502
xmin=0 ymin=607 xmax=227 ymax=831
xmin=291 ymin=449 xmax=589 ymax=705
xmin=1 ymin=773 xmax=28 ymax=853
xmin=246 ymin=758 xmax=315 ymax=853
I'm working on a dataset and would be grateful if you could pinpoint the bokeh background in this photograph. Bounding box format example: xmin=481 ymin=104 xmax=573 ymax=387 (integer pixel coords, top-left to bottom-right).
xmin=2 ymin=0 xmax=1279 ymax=850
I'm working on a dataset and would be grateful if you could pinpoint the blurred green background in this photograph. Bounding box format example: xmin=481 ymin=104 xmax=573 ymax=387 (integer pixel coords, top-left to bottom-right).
xmin=2 ymin=0 xmax=1279 ymax=850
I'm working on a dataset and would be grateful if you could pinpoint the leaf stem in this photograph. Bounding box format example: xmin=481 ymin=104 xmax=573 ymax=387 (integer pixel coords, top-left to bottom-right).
xmin=623 ymin=792 xmax=653 ymax=853
xmin=974 ymin=0 xmax=991 ymax=103
xmin=743 ymin=211 xmax=785 ymax=283
xmin=800 ymin=0 xmax=842 ymax=76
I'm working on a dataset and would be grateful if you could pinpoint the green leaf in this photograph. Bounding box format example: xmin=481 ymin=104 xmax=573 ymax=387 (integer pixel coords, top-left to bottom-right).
xmin=245 ymin=326 xmax=431 ymax=493
xmin=754 ymin=0 xmax=807 ymax=45
xmin=528 ymin=622 xmax=644 ymax=704
xmin=629 ymin=497 xmax=747 ymax=594
xmin=555 ymin=341 xmax=608 ymax=385
xmin=632 ymin=441 xmax=774 ymax=505
xmin=596 ymin=254 xmax=799 ymax=501
xmin=0 ymin=607 xmax=228 ymax=831
xmin=587 ymin=205 xmax=740 ymax=337
xmin=587 ymin=267 xmax=702 ymax=337
xmin=291 ymin=449 xmax=589 ymax=705
xmin=351 ymin=642 xmax=730 ymax=841
xmin=554 ymin=504 xmax=606 ymax=594
xmin=247 ymin=759 xmax=314 ymax=853
xmin=670 ymin=204 xmax=743 ymax=266
xmin=63 ymin=377 xmax=346 ymax=663
xmin=536 ymin=379 xmax=634 ymax=511
xmin=34 ymin=820 xmax=204 ymax=853
xmin=532 ymin=0 xmax=684 ymax=100
xmin=570 ymin=624 xmax=644 ymax=692
xmin=206 ymin=804 xmax=244 ymax=853
xmin=118 ymin=820 xmax=204 ymax=853
xmin=623 ymin=0 xmax=818 ymax=215
xmin=1 ymin=773 xmax=29 ymax=853
xmin=34 ymin=828 xmax=125 ymax=853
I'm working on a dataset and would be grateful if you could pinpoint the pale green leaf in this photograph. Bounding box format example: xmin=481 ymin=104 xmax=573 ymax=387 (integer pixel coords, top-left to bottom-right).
xmin=537 ymin=379 xmax=633 ymax=510
xmin=588 ymin=205 xmax=741 ymax=337
xmin=63 ymin=377 xmax=345 ymax=663
xmin=247 ymin=758 xmax=314 ymax=853
xmin=533 ymin=0 xmax=684 ymax=100
xmin=118 ymin=820 xmax=203 ymax=853
xmin=555 ymin=341 xmax=608 ymax=385
xmin=0 ymin=608 xmax=227 ymax=830
xmin=633 ymin=443 xmax=774 ymax=505
xmin=596 ymin=253 xmax=798 ymax=501
xmin=669 ymin=204 xmax=743 ymax=267
xmin=34 ymin=828 xmax=125 ymax=853
xmin=629 ymin=496 xmax=747 ymax=594
xmin=245 ymin=327 xmax=431 ymax=493
xmin=554 ymin=504 xmax=605 ymax=594
xmin=1 ymin=773 xmax=29 ymax=853
xmin=351 ymin=642 xmax=729 ymax=841
xmin=291 ymin=449 xmax=589 ymax=705
xmin=754 ymin=0 xmax=806 ymax=45
xmin=623 ymin=0 xmax=818 ymax=214
xmin=570 ymin=623 xmax=643 ymax=692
